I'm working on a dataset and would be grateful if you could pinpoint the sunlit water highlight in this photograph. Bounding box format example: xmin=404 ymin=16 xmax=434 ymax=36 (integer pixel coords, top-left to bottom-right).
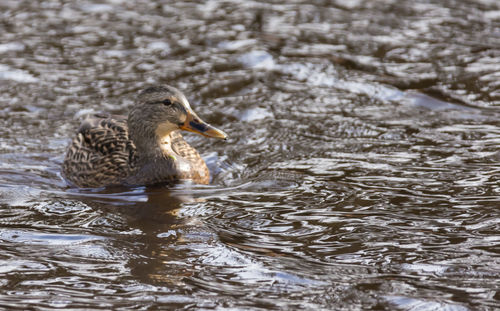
xmin=0 ymin=0 xmax=499 ymax=310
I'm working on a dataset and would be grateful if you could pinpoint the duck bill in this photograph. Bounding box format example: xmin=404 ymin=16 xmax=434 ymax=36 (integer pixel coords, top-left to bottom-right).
xmin=179 ymin=111 xmax=227 ymax=139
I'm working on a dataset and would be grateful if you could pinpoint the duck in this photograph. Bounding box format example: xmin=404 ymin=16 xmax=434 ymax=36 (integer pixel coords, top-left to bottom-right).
xmin=62 ymin=85 xmax=227 ymax=188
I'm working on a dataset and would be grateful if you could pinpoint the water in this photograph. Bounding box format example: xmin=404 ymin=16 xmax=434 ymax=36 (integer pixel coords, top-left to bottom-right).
xmin=1 ymin=0 xmax=499 ymax=310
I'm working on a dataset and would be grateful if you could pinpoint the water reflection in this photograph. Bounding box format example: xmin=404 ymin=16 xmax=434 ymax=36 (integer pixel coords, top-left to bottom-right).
xmin=1 ymin=0 xmax=500 ymax=309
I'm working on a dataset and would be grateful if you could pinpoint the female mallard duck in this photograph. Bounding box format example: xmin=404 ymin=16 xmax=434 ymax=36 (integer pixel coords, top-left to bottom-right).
xmin=62 ymin=85 xmax=227 ymax=188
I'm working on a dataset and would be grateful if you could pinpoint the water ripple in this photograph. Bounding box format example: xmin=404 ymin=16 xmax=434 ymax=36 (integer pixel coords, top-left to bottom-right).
xmin=0 ymin=0 xmax=499 ymax=309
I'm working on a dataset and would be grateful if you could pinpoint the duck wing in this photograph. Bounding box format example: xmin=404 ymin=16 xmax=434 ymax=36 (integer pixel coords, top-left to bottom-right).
xmin=62 ymin=113 xmax=136 ymax=187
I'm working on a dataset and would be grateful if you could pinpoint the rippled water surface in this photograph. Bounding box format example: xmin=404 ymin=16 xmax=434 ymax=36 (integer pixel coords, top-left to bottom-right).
xmin=1 ymin=0 xmax=500 ymax=310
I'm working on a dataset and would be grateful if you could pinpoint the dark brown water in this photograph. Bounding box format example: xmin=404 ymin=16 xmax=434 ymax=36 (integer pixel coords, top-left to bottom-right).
xmin=1 ymin=0 xmax=499 ymax=310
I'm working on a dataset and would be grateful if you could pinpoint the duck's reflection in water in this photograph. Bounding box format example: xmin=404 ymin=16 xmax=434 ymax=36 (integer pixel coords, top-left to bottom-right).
xmin=67 ymin=183 xmax=208 ymax=286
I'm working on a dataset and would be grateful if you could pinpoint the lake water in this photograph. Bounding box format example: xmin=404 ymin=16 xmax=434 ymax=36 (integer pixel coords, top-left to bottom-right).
xmin=0 ymin=0 xmax=499 ymax=309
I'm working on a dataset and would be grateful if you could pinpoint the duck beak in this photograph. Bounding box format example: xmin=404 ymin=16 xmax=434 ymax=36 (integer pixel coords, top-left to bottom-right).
xmin=179 ymin=111 xmax=227 ymax=140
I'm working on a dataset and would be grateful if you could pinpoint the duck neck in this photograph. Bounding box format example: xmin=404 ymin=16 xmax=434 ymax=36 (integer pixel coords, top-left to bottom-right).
xmin=127 ymin=114 xmax=174 ymax=162
xmin=126 ymin=121 xmax=180 ymax=185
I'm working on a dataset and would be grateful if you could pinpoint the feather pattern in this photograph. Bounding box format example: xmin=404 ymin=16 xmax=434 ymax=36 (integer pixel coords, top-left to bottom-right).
xmin=63 ymin=113 xmax=209 ymax=187
xmin=62 ymin=85 xmax=225 ymax=188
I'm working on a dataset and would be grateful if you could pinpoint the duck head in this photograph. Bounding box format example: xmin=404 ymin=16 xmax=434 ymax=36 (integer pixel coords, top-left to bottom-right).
xmin=128 ymin=85 xmax=227 ymax=144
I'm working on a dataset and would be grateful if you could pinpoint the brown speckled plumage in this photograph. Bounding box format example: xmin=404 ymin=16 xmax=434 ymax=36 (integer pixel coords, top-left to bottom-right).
xmin=62 ymin=85 xmax=227 ymax=188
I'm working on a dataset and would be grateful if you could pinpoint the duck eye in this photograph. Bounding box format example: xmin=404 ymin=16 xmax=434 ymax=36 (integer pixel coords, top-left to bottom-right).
xmin=162 ymin=99 xmax=172 ymax=106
